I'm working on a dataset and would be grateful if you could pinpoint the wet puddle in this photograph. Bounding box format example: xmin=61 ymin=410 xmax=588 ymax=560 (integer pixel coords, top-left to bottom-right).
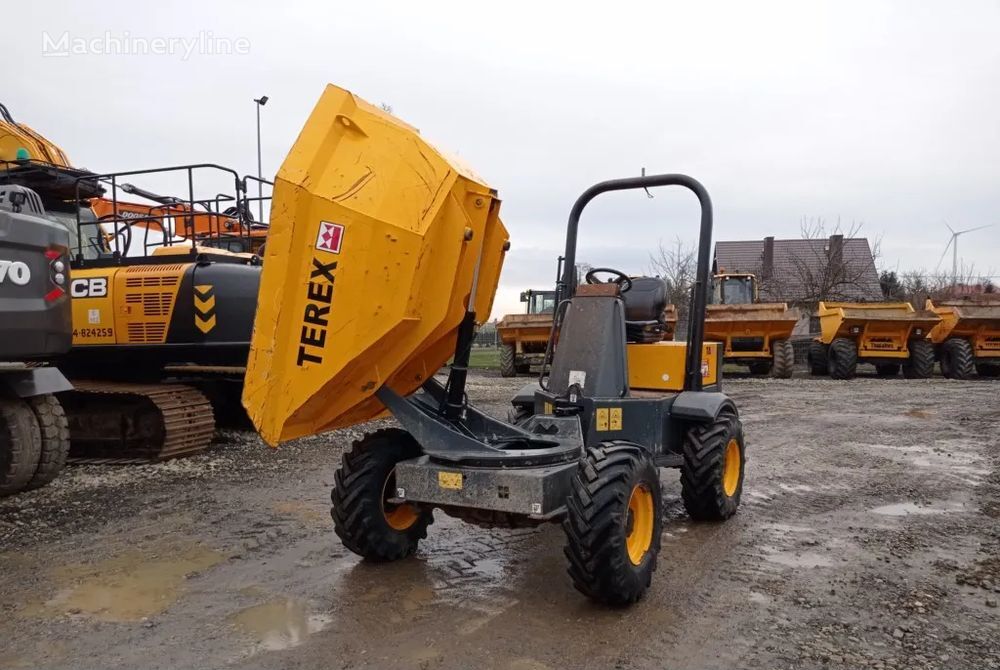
xmin=871 ymin=501 xmax=963 ymax=517
xmin=231 ymin=598 xmax=330 ymax=651
xmin=23 ymin=545 xmax=224 ymax=622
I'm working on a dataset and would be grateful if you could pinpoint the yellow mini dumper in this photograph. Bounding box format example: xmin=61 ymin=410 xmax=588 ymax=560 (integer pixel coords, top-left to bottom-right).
xmin=926 ymin=297 xmax=1000 ymax=379
xmin=808 ymin=302 xmax=940 ymax=379
xmin=243 ymin=85 xmax=744 ymax=606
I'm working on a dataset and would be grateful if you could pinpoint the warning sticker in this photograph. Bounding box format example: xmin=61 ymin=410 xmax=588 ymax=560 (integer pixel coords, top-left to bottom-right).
xmin=438 ymin=471 xmax=463 ymax=490
xmin=315 ymin=221 xmax=345 ymax=254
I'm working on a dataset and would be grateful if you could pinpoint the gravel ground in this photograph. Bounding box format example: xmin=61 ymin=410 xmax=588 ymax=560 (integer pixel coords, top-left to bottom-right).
xmin=0 ymin=370 xmax=998 ymax=669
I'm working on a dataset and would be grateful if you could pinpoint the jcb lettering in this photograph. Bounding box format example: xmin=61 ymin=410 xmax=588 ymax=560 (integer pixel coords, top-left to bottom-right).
xmin=0 ymin=260 xmax=30 ymax=286
xmin=71 ymin=277 xmax=108 ymax=298
xmin=297 ymin=258 xmax=337 ymax=366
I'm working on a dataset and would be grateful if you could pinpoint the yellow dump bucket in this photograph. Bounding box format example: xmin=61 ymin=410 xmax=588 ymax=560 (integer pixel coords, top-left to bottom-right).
xmin=704 ymin=303 xmax=798 ymax=358
xmin=817 ymin=302 xmax=939 ymax=357
xmin=927 ymin=297 xmax=1000 ymax=356
xmin=243 ymin=85 xmax=509 ymax=445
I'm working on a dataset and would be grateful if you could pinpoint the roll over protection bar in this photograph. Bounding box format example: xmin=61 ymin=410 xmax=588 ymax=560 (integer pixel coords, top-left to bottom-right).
xmin=557 ymin=174 xmax=713 ymax=392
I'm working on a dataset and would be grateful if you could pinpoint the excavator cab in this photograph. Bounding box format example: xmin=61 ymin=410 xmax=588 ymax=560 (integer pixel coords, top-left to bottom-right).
xmin=242 ymin=85 xmax=745 ymax=606
xmin=712 ymin=272 xmax=757 ymax=305
xmin=520 ymin=288 xmax=557 ymax=315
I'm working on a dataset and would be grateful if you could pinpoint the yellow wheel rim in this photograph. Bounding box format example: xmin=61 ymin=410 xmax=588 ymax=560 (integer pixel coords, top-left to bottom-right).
xmin=381 ymin=469 xmax=420 ymax=531
xmin=722 ymin=438 xmax=741 ymax=497
xmin=625 ymin=484 xmax=654 ymax=566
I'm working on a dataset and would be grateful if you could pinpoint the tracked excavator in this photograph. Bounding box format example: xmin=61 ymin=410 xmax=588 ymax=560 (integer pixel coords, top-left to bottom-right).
xmin=243 ymin=85 xmax=744 ymax=605
xmin=1 ymin=102 xmax=264 ymax=462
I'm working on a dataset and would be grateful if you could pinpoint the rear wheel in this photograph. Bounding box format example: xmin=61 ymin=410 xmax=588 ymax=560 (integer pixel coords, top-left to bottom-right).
xmin=0 ymin=398 xmax=42 ymax=497
xmin=680 ymin=411 xmax=745 ymax=521
xmin=940 ymin=338 xmax=974 ymax=380
xmin=975 ymin=362 xmax=1000 ymax=378
xmin=499 ymin=344 xmax=516 ymax=377
xmin=808 ymin=341 xmax=829 ymax=376
xmin=24 ymin=395 xmax=70 ymax=490
xmin=875 ymin=363 xmax=900 ymax=378
xmin=828 ymin=338 xmax=858 ymax=380
xmin=331 ymin=428 xmax=433 ymax=561
xmin=747 ymin=361 xmax=772 ymax=375
xmin=771 ymin=339 xmax=794 ymax=379
xmin=903 ymin=339 xmax=934 ymax=379
xmin=563 ymin=442 xmax=661 ymax=606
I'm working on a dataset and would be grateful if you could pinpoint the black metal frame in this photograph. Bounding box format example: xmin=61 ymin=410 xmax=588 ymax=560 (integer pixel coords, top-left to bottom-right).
xmin=554 ymin=174 xmax=713 ymax=392
xmin=70 ymin=164 xmax=273 ymax=267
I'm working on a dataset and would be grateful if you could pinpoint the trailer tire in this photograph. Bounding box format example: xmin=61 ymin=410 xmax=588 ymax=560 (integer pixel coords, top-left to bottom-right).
xmin=828 ymin=338 xmax=858 ymax=380
xmin=563 ymin=442 xmax=661 ymax=606
xmin=903 ymin=339 xmax=934 ymax=379
xmin=808 ymin=341 xmax=829 ymax=376
xmin=331 ymin=428 xmax=433 ymax=562
xmin=940 ymin=338 xmax=974 ymax=380
xmin=748 ymin=361 xmax=772 ymax=375
xmin=680 ymin=410 xmax=745 ymax=521
xmin=975 ymin=362 xmax=1000 ymax=378
xmin=0 ymin=398 xmax=42 ymax=497
xmin=499 ymin=344 xmax=516 ymax=377
xmin=772 ymin=339 xmax=794 ymax=379
xmin=875 ymin=363 xmax=900 ymax=377
xmin=24 ymin=394 xmax=70 ymax=491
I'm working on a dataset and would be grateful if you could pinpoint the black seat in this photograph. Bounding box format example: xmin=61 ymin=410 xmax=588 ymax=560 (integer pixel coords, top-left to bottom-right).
xmin=621 ymin=277 xmax=669 ymax=343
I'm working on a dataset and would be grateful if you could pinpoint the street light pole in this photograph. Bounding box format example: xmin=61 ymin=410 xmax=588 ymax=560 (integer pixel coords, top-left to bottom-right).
xmin=253 ymin=96 xmax=269 ymax=223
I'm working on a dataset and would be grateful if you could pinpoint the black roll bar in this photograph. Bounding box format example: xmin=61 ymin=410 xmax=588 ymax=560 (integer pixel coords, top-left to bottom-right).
xmin=557 ymin=174 xmax=713 ymax=392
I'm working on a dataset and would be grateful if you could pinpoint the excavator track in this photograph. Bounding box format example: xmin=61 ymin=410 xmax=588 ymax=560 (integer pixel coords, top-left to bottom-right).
xmin=59 ymin=381 xmax=216 ymax=464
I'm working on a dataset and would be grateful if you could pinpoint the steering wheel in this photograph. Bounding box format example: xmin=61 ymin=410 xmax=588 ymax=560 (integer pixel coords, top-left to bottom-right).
xmin=585 ymin=267 xmax=633 ymax=293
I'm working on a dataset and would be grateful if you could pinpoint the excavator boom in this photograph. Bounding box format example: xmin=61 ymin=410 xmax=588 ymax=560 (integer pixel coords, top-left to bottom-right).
xmin=242 ymin=85 xmax=509 ymax=444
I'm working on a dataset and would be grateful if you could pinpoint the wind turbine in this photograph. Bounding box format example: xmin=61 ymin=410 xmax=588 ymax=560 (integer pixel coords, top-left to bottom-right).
xmin=935 ymin=223 xmax=992 ymax=287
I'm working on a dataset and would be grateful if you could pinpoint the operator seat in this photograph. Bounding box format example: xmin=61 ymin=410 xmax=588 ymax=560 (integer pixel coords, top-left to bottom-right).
xmin=622 ymin=276 xmax=670 ymax=343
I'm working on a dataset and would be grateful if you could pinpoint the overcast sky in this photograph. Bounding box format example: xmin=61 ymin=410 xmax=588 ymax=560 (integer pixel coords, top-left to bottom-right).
xmin=6 ymin=1 xmax=999 ymax=317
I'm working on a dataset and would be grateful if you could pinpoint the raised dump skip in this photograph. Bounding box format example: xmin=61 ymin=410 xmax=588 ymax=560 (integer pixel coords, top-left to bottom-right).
xmin=243 ymin=85 xmax=509 ymax=445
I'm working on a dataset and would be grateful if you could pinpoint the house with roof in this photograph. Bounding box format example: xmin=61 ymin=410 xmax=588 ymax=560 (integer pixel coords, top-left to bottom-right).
xmin=712 ymin=234 xmax=882 ymax=337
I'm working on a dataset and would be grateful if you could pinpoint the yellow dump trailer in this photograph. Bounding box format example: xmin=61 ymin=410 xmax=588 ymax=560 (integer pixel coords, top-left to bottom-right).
xmin=242 ymin=85 xmax=509 ymax=445
xmin=704 ymin=303 xmax=798 ymax=378
xmin=496 ymin=312 xmax=553 ymax=377
xmin=927 ymin=297 xmax=1000 ymax=379
xmin=809 ymin=302 xmax=940 ymax=380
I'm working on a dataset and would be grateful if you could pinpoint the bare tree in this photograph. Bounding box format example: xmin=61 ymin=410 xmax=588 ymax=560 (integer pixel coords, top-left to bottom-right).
xmin=894 ymin=263 xmax=998 ymax=305
xmin=755 ymin=217 xmax=882 ymax=309
xmin=649 ymin=237 xmax=696 ymax=319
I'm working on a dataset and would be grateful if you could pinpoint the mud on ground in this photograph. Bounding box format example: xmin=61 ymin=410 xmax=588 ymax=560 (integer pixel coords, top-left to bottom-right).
xmin=1 ymin=372 xmax=998 ymax=669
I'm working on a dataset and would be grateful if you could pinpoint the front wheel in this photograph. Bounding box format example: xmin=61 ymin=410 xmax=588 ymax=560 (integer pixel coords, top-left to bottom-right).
xmin=563 ymin=442 xmax=661 ymax=606
xmin=940 ymin=338 xmax=974 ymax=380
xmin=903 ymin=339 xmax=934 ymax=379
xmin=828 ymin=338 xmax=858 ymax=380
xmin=771 ymin=339 xmax=795 ymax=379
xmin=0 ymin=398 xmax=42 ymax=497
xmin=808 ymin=341 xmax=829 ymax=376
xmin=680 ymin=411 xmax=745 ymax=521
xmin=499 ymin=344 xmax=516 ymax=377
xmin=331 ymin=428 xmax=433 ymax=561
